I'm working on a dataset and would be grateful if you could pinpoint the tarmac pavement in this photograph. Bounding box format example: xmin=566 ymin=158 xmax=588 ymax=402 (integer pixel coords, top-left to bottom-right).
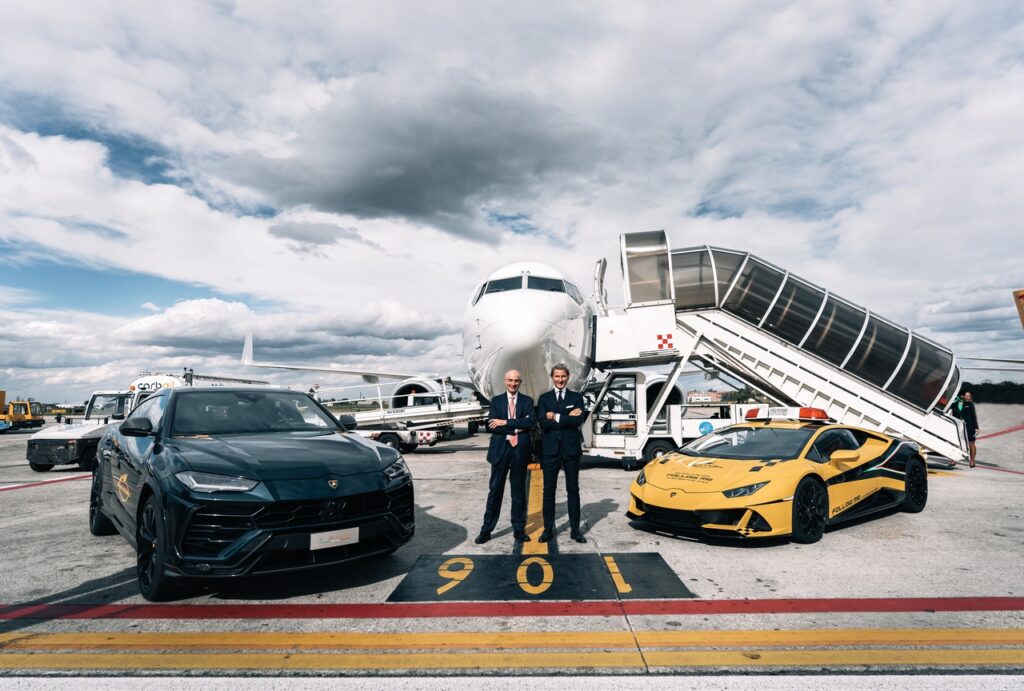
xmin=0 ymin=404 xmax=1021 ymax=681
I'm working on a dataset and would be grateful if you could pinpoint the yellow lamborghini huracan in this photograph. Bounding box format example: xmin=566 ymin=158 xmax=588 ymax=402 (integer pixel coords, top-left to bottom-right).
xmin=626 ymin=407 xmax=929 ymax=543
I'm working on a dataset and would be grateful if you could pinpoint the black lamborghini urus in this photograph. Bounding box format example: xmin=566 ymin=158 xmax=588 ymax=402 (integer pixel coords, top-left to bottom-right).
xmin=90 ymin=386 xmax=414 ymax=601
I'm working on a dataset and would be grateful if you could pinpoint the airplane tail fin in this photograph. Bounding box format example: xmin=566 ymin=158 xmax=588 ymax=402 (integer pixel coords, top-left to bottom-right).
xmin=242 ymin=334 xmax=254 ymax=365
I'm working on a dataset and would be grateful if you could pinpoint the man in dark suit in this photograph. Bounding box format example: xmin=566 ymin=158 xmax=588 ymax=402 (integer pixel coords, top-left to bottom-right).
xmin=536 ymin=364 xmax=589 ymax=544
xmin=476 ymin=369 xmax=535 ymax=544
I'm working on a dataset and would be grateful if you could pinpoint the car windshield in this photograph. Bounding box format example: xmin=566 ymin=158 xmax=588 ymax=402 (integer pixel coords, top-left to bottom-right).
xmin=88 ymin=394 xmax=132 ymax=419
xmin=171 ymin=391 xmax=340 ymax=436
xmin=679 ymin=425 xmax=815 ymax=461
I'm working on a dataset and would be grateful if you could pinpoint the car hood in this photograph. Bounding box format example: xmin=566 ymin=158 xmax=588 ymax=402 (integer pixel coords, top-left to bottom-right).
xmin=645 ymin=453 xmax=792 ymax=493
xmin=168 ymin=431 xmax=391 ymax=480
xmin=30 ymin=421 xmax=113 ymax=441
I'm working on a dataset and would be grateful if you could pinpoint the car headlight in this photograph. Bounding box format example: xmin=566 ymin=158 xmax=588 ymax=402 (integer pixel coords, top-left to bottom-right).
xmin=175 ymin=471 xmax=259 ymax=493
xmin=636 ymin=467 xmax=647 ymax=486
xmin=722 ymin=481 xmax=769 ymax=498
xmin=383 ymin=456 xmax=411 ymax=483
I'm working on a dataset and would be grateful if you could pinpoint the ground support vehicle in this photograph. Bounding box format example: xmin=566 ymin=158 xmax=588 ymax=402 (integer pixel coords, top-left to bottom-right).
xmin=27 ymin=371 xmax=269 ymax=472
xmin=26 ymin=391 xmax=133 ymax=471
xmin=327 ymin=391 xmax=487 ymax=453
xmin=585 ymin=231 xmax=967 ymax=469
xmin=0 ymin=392 xmax=45 ymax=431
xmin=583 ymin=368 xmax=762 ymax=469
xmin=358 ymin=428 xmax=440 ymax=453
xmin=90 ymin=386 xmax=414 ymax=601
xmin=626 ymin=406 xmax=928 ymax=543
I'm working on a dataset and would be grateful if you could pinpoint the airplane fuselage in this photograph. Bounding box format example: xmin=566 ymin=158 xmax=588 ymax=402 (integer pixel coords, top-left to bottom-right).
xmin=462 ymin=261 xmax=594 ymax=402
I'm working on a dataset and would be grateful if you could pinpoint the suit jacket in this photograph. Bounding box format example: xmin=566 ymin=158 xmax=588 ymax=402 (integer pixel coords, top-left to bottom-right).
xmin=537 ymin=388 xmax=589 ymax=457
xmin=486 ymin=392 xmax=535 ymax=464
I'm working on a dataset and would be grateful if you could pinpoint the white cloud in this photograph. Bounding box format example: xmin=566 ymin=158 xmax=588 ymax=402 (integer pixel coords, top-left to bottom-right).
xmin=1 ymin=1 xmax=1023 ymax=401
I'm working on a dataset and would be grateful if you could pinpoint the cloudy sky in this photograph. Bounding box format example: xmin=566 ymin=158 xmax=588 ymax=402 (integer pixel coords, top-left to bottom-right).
xmin=1 ymin=1 xmax=1022 ymax=403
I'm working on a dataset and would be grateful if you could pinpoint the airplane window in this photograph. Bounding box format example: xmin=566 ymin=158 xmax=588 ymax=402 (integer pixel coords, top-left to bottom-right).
xmin=527 ymin=276 xmax=566 ymax=293
xmin=565 ymin=282 xmax=584 ymax=304
xmin=484 ymin=277 xmax=522 ymax=294
xmin=472 ymin=283 xmax=487 ymax=306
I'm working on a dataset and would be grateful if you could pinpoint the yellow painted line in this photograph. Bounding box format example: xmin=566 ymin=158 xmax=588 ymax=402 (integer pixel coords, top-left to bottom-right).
xmin=0 ymin=631 xmax=637 ymax=651
xmin=522 ymin=467 xmax=548 ymax=554
xmin=645 ymin=648 xmax=1024 ymax=668
xmin=0 ymin=651 xmax=645 ymax=671
xmin=928 ymin=469 xmax=957 ymax=477
xmin=3 ymin=648 xmax=1023 ymax=671
xmin=636 ymin=628 xmax=1024 ymax=647
xmin=3 ymin=629 xmax=1022 ymax=652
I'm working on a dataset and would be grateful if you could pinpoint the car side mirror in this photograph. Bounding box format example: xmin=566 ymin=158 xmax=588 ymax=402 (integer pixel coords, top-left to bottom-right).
xmin=338 ymin=414 xmax=358 ymax=430
xmin=120 ymin=417 xmax=154 ymax=437
xmin=830 ymin=449 xmax=860 ymax=464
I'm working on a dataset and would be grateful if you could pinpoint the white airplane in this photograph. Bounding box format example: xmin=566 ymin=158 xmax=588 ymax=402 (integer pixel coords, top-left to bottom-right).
xmin=461 ymin=261 xmax=595 ymax=401
xmin=242 ymin=261 xmax=599 ymax=404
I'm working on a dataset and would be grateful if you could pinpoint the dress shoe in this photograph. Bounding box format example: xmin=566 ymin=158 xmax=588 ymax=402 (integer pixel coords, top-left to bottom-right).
xmin=474 ymin=531 xmax=491 ymax=544
xmin=538 ymin=531 xmax=553 ymax=543
xmin=513 ymin=532 xmax=531 ymax=542
xmin=571 ymin=532 xmax=587 ymax=544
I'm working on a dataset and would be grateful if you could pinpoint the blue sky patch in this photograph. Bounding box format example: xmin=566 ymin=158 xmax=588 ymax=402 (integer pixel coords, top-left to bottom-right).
xmin=486 ymin=211 xmax=540 ymax=235
xmin=0 ymin=240 xmax=276 ymax=316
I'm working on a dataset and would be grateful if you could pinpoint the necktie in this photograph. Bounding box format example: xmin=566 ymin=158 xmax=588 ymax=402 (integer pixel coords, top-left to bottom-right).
xmin=558 ymin=390 xmax=563 ymax=403
xmin=508 ymin=396 xmax=517 ymax=447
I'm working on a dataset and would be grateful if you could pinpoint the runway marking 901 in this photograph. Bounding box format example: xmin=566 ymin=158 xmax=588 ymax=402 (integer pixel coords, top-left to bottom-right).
xmin=391 ymin=553 xmax=691 ymax=602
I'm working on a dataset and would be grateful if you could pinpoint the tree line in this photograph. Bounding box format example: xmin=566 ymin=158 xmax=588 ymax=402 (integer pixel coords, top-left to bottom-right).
xmin=960 ymin=381 xmax=1024 ymax=404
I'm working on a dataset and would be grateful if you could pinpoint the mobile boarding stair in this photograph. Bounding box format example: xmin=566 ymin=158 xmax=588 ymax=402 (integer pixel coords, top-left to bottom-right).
xmin=595 ymin=231 xmax=968 ymax=463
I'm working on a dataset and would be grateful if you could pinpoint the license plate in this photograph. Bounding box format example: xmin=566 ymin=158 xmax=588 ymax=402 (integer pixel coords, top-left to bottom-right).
xmin=310 ymin=527 xmax=359 ymax=550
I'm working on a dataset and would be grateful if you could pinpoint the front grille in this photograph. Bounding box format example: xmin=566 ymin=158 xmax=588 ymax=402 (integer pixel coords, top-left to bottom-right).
xmin=386 ymin=483 xmax=414 ymax=524
xmin=181 ymin=490 xmax=399 ymax=558
xmin=643 ymin=505 xmax=705 ymax=534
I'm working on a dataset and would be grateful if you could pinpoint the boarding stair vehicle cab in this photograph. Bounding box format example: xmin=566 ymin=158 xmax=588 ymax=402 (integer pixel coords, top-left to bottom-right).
xmin=26 ymin=370 xmax=269 ymax=472
xmin=586 ymin=230 xmax=968 ymax=468
xmin=0 ymin=392 xmax=46 ymax=432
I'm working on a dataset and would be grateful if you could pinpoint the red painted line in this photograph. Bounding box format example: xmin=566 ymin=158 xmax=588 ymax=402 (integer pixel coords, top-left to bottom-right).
xmin=2 ymin=597 xmax=1023 ymax=621
xmin=0 ymin=474 xmax=91 ymax=493
xmin=977 ymin=424 xmax=1024 ymax=440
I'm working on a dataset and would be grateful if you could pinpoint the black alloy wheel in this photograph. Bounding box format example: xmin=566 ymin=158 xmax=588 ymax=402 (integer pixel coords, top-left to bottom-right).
xmin=137 ymin=497 xmax=182 ymax=601
xmin=791 ymin=477 xmax=828 ymax=544
xmin=900 ymin=457 xmax=928 ymax=513
xmin=88 ymin=469 xmax=117 ymax=536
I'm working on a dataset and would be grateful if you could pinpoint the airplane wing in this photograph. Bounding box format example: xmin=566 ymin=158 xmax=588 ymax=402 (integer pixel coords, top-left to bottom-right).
xmin=241 ymin=334 xmax=477 ymax=387
xmin=958 ymin=356 xmax=1024 ymax=372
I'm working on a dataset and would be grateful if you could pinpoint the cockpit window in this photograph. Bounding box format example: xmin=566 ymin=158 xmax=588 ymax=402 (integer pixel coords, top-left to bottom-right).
xmin=472 ymin=283 xmax=487 ymax=306
xmin=527 ymin=276 xmax=565 ymax=293
xmin=484 ymin=277 xmax=523 ymax=294
xmin=565 ymin=282 xmax=584 ymax=304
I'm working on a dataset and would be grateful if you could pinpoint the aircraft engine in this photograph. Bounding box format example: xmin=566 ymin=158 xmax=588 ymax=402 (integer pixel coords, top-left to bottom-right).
xmin=391 ymin=379 xmax=446 ymax=409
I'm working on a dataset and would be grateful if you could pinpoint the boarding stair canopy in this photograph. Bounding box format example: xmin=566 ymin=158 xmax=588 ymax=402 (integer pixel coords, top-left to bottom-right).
xmin=602 ymin=230 xmax=967 ymax=461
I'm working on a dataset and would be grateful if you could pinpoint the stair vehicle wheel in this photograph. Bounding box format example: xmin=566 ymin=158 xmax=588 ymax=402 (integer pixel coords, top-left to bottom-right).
xmin=467 ymin=421 xmax=479 ymax=436
xmin=377 ymin=433 xmax=402 ymax=450
xmin=29 ymin=461 xmax=53 ymax=473
xmin=642 ymin=439 xmax=677 ymax=465
xmin=900 ymin=456 xmax=928 ymax=513
xmin=399 ymin=442 xmax=418 ymax=454
xmin=791 ymin=477 xmax=827 ymax=544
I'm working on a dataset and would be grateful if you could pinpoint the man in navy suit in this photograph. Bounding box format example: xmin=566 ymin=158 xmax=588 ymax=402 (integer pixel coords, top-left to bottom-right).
xmin=537 ymin=364 xmax=589 ymax=543
xmin=475 ymin=369 xmax=535 ymax=544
